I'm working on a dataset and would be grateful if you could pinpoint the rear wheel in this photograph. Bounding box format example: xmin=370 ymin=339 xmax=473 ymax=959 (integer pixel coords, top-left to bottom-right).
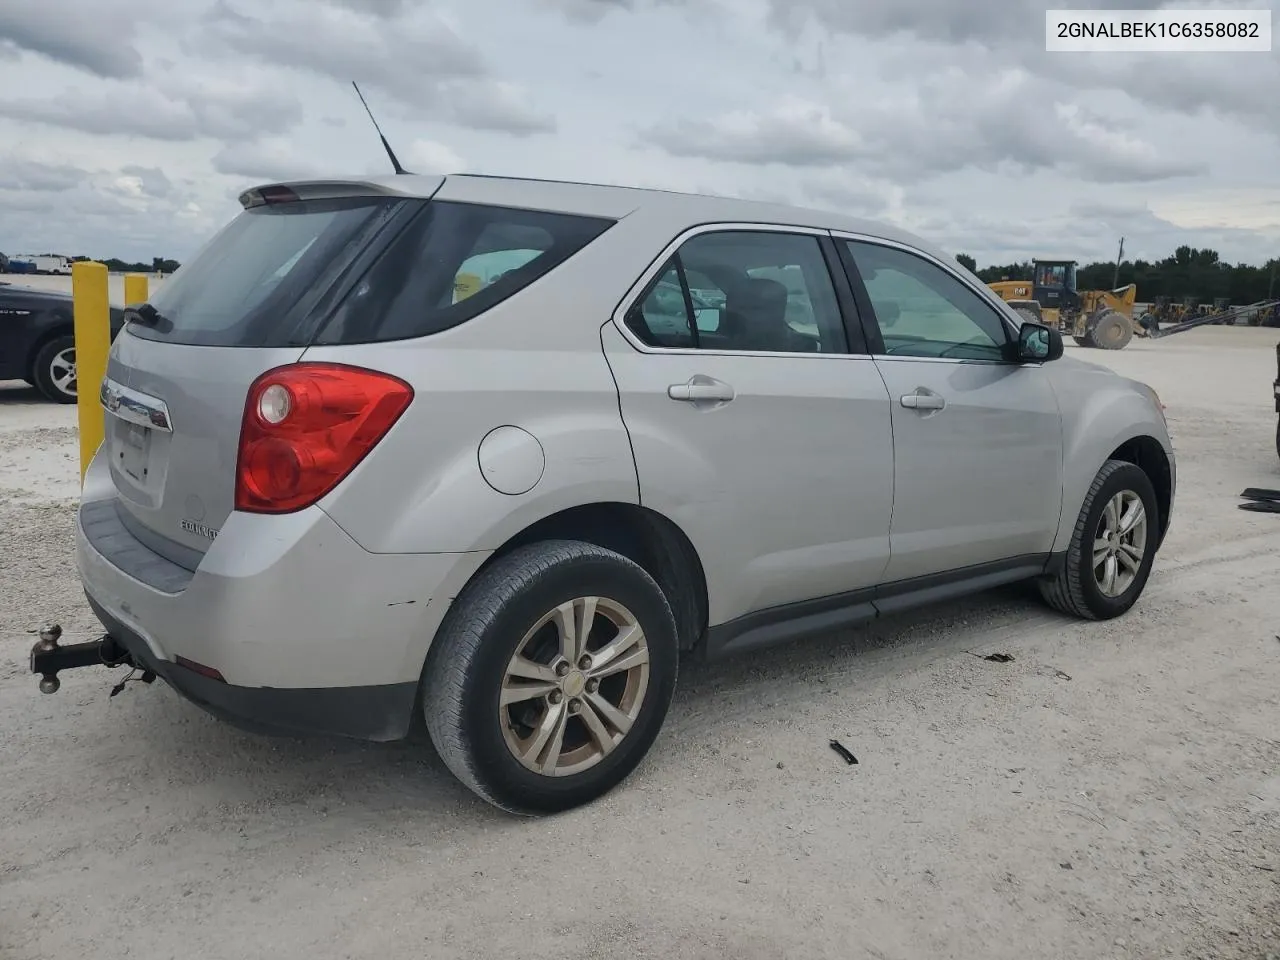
xmin=423 ymin=540 xmax=679 ymax=815
xmin=1072 ymin=335 xmax=1093 ymax=348
xmin=30 ymin=335 xmax=77 ymax=403
xmin=1039 ymin=460 xmax=1158 ymax=620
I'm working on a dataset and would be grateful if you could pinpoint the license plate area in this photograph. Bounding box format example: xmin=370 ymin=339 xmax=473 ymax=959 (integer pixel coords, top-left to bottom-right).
xmin=115 ymin=418 xmax=152 ymax=484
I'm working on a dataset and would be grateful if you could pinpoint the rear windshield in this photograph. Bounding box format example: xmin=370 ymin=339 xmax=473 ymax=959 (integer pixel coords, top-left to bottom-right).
xmin=311 ymin=201 xmax=615 ymax=345
xmin=133 ymin=196 xmax=614 ymax=348
xmin=136 ymin=196 xmax=406 ymax=347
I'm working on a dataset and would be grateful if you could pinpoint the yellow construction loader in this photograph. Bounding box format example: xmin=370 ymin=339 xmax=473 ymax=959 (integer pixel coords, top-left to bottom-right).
xmin=987 ymin=259 xmax=1139 ymax=350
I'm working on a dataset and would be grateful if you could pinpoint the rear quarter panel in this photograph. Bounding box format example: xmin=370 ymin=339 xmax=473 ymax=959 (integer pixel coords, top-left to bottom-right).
xmin=302 ymin=212 xmax=684 ymax=554
xmin=1047 ymin=357 xmax=1174 ymax=552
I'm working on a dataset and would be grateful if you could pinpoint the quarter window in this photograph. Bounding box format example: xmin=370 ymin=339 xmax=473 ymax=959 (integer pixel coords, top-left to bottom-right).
xmin=626 ymin=231 xmax=848 ymax=354
xmin=314 ymin=201 xmax=614 ymax=344
xmin=842 ymin=240 xmax=1011 ymax=361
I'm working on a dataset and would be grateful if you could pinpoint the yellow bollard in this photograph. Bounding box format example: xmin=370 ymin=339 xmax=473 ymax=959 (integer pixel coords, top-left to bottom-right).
xmin=72 ymin=261 xmax=111 ymax=486
xmin=123 ymin=272 xmax=149 ymax=306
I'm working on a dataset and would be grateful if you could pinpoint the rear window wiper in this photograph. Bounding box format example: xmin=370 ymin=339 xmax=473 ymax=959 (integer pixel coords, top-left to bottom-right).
xmin=124 ymin=303 xmax=173 ymax=334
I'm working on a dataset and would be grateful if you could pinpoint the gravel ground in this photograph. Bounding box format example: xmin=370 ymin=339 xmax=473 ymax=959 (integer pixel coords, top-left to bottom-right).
xmin=1 ymin=329 xmax=1278 ymax=960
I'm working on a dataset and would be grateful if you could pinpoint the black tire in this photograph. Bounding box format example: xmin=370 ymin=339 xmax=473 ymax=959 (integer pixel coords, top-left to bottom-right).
xmin=423 ymin=540 xmax=679 ymax=815
xmin=1039 ymin=460 xmax=1159 ymax=620
xmin=1072 ymin=335 xmax=1093 ymax=348
xmin=30 ymin=334 xmax=78 ymax=404
xmin=1089 ymin=310 xmax=1133 ymax=350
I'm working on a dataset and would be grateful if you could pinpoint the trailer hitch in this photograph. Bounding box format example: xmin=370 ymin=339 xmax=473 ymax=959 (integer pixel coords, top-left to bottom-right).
xmin=29 ymin=623 xmax=149 ymax=694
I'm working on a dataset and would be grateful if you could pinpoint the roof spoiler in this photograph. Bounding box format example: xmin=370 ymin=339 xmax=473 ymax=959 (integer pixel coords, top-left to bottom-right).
xmin=238 ymin=176 xmax=445 ymax=209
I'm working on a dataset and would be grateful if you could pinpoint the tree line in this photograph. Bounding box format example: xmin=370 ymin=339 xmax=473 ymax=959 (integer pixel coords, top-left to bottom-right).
xmin=1 ymin=252 xmax=181 ymax=274
xmin=81 ymin=256 xmax=182 ymax=275
xmin=955 ymin=247 xmax=1280 ymax=304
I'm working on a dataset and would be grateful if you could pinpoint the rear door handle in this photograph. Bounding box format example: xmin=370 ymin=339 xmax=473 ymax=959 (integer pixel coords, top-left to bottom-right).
xmin=900 ymin=390 xmax=945 ymax=411
xmin=668 ymin=377 xmax=735 ymax=403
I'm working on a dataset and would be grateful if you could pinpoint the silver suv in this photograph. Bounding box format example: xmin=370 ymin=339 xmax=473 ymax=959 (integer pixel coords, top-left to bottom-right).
xmin=60 ymin=174 xmax=1174 ymax=814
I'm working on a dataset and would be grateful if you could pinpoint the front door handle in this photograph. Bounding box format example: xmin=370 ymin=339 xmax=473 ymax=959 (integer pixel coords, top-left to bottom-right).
xmin=900 ymin=390 xmax=946 ymax=411
xmin=668 ymin=377 xmax=735 ymax=403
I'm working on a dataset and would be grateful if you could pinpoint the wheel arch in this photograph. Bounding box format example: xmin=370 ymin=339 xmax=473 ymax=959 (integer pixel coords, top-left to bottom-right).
xmin=470 ymin=501 xmax=709 ymax=652
xmin=1051 ymin=365 xmax=1175 ymax=554
xmin=1105 ymin=435 xmax=1173 ymax=549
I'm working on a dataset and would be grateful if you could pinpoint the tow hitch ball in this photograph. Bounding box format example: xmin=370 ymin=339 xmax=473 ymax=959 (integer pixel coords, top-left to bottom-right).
xmin=30 ymin=623 xmax=148 ymax=694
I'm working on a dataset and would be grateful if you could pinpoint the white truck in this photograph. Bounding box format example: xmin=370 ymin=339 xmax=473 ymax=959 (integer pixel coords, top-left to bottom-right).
xmin=11 ymin=255 xmax=72 ymax=275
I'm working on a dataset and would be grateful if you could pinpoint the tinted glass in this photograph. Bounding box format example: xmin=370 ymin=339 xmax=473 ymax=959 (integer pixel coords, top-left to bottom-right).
xmin=136 ymin=197 xmax=405 ymax=347
xmin=1036 ymin=263 xmax=1069 ymax=288
xmin=626 ymin=260 xmax=696 ymax=348
xmin=673 ymin=231 xmax=847 ymax=354
xmin=843 ymin=240 xmax=1011 ymax=360
xmin=314 ymin=201 xmax=614 ymax=344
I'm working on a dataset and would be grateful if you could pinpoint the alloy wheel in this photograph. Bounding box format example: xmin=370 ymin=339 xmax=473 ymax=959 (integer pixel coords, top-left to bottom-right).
xmin=49 ymin=347 xmax=77 ymax=398
xmin=499 ymin=596 xmax=650 ymax=778
xmin=1093 ymin=490 xmax=1147 ymax=597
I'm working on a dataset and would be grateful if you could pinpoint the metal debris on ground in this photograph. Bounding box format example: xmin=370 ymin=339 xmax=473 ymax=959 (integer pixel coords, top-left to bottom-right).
xmin=1241 ymin=487 xmax=1280 ymax=501
xmin=1239 ymin=488 xmax=1280 ymax=513
xmin=1239 ymin=500 xmax=1280 ymax=514
xmin=965 ymin=651 xmax=1016 ymax=663
xmin=829 ymin=739 xmax=858 ymax=765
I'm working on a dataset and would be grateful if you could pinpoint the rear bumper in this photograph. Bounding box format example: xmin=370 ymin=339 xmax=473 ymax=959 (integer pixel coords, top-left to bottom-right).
xmin=87 ymin=596 xmax=417 ymax=741
xmin=75 ymin=451 xmax=490 ymax=740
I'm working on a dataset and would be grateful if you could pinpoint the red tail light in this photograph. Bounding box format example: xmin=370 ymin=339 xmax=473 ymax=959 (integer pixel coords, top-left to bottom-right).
xmin=235 ymin=363 xmax=413 ymax=514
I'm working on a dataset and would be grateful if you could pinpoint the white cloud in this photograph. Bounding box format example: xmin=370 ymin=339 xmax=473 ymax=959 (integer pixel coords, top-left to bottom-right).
xmin=210 ymin=138 xmax=326 ymax=184
xmin=405 ymin=139 xmax=467 ymax=174
xmin=646 ymin=97 xmax=864 ymax=166
xmin=0 ymin=0 xmax=1275 ymax=269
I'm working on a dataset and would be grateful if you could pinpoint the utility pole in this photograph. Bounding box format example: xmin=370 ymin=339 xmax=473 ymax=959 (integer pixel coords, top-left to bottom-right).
xmin=1269 ymin=258 xmax=1276 ymax=299
xmin=1112 ymin=237 xmax=1125 ymax=289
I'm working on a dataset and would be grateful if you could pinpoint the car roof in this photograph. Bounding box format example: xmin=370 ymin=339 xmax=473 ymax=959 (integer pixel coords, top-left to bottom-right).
xmin=247 ymin=172 xmax=957 ymax=265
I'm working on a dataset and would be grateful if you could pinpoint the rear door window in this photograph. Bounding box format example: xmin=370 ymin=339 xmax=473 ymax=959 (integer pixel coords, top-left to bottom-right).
xmin=314 ymin=202 xmax=614 ymax=344
xmin=624 ymin=230 xmax=849 ymax=354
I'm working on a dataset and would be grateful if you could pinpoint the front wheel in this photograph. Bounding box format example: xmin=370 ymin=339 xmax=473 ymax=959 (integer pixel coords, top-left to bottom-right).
xmin=423 ymin=540 xmax=679 ymax=815
xmin=1089 ymin=310 xmax=1133 ymax=350
xmin=30 ymin=335 xmax=78 ymax=404
xmin=1039 ymin=460 xmax=1159 ymax=620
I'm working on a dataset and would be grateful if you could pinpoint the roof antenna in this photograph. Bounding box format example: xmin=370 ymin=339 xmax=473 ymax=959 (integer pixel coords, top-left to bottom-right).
xmin=351 ymin=81 xmax=408 ymax=175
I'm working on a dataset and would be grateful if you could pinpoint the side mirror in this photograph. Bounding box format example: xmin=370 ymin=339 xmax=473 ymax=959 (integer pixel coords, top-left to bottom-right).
xmin=1017 ymin=322 xmax=1063 ymax=363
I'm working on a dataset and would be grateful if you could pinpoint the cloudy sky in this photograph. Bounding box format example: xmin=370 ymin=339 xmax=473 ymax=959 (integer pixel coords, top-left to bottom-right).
xmin=1 ymin=0 xmax=1277 ymax=267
